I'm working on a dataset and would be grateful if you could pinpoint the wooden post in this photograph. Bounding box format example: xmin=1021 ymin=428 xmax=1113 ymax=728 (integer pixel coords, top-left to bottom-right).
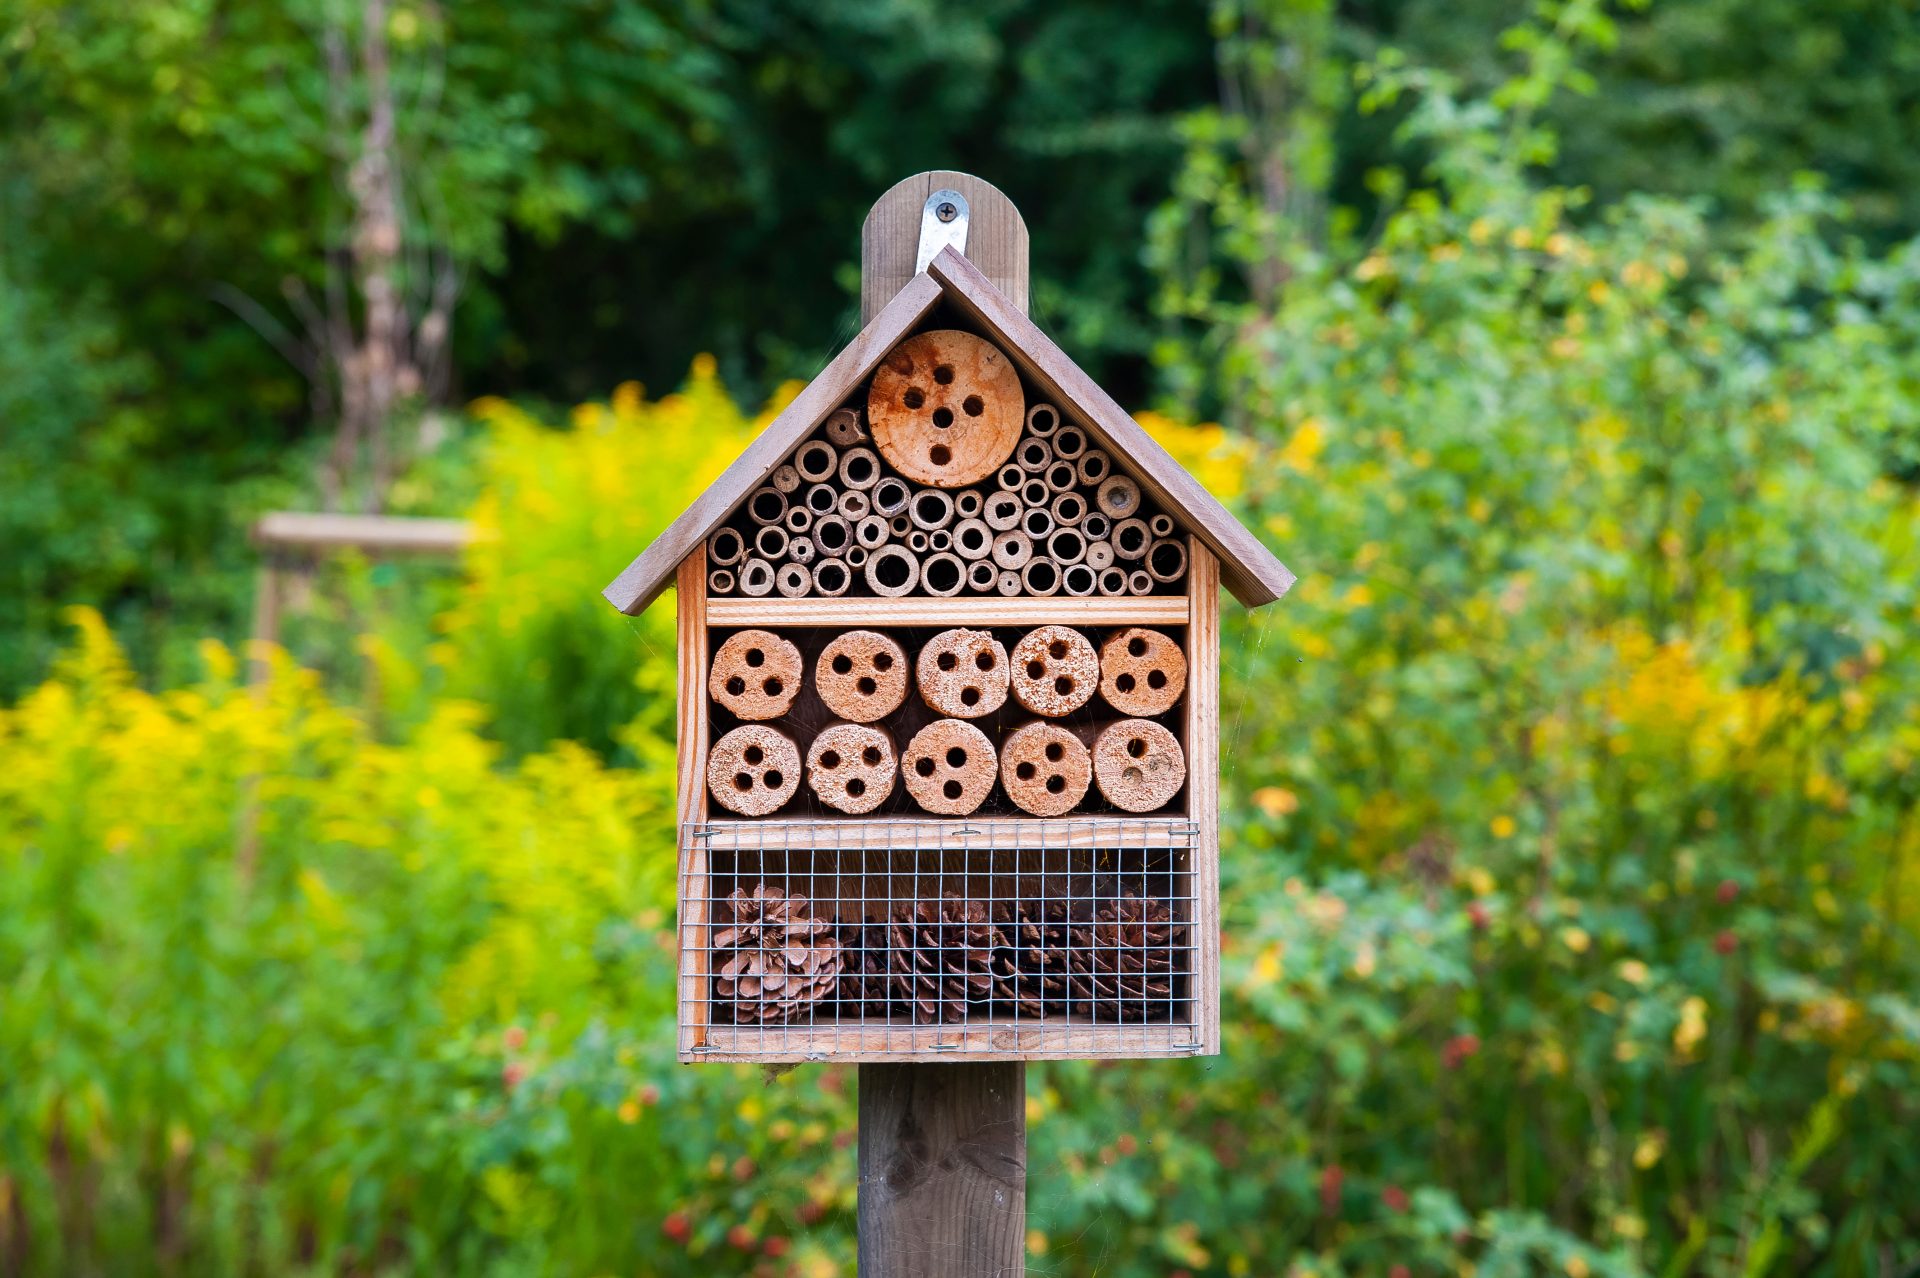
xmin=857 ymin=173 xmax=1031 ymax=1277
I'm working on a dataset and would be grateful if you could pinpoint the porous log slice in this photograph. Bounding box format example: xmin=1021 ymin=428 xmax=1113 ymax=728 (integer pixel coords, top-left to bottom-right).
xmin=868 ymin=330 xmax=1024 ymax=487
xmin=1009 ymin=625 xmax=1099 ymax=717
xmin=901 ymin=719 xmax=997 ymax=816
xmin=712 ymin=884 xmax=840 ymax=1023
xmin=999 ymin=720 xmax=1092 ymax=817
xmin=708 ymin=629 xmax=803 ymax=720
xmin=1098 ymin=627 xmax=1188 ymax=716
xmin=1090 ymin=719 xmax=1186 ymax=813
xmin=815 ymin=629 xmax=909 ymax=722
xmin=806 ymin=722 xmax=896 ymax=815
xmin=708 ymin=725 xmax=802 ymax=817
xmin=916 ymin=628 xmax=1010 ymax=718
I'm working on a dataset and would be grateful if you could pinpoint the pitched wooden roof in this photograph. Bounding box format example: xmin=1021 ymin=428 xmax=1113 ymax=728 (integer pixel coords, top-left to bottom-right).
xmin=602 ymin=246 xmax=1296 ymax=614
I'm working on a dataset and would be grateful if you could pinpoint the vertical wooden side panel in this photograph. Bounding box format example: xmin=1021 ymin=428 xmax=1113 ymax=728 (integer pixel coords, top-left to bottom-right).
xmin=677 ymin=547 xmax=711 ymax=1057
xmin=1186 ymin=538 xmax=1222 ymax=1055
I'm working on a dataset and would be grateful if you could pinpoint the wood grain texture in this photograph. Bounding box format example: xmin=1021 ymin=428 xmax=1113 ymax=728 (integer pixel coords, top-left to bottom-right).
xmin=859 ymin=1062 xmax=1026 ymax=1276
xmin=692 ymin=1022 xmax=1199 ymax=1064
xmin=705 ymin=595 xmax=1189 ymax=628
xmin=861 ymin=171 xmax=1029 ymax=323
xmin=925 ymin=246 xmax=1296 ymax=609
xmin=677 ymin=549 xmax=712 ymax=1054
xmin=603 ymin=272 xmax=945 ymax=616
xmin=1186 ymin=539 xmax=1223 ymax=1055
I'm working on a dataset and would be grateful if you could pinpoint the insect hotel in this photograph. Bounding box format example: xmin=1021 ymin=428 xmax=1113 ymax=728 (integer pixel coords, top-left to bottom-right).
xmin=603 ymin=178 xmax=1294 ymax=1066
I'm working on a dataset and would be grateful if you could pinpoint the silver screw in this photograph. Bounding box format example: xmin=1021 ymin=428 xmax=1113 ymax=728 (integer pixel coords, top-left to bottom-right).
xmin=936 ymin=201 xmax=958 ymax=223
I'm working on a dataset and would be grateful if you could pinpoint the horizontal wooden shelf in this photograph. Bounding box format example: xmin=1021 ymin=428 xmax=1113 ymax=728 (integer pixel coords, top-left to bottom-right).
xmin=703 ymin=595 xmax=1189 ymax=628
xmin=686 ymin=1018 xmax=1202 ymax=1063
xmin=688 ymin=815 xmax=1199 ymax=852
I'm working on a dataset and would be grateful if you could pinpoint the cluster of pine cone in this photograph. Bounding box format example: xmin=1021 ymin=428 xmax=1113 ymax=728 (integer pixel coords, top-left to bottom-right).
xmin=713 ymin=883 xmax=1186 ymax=1026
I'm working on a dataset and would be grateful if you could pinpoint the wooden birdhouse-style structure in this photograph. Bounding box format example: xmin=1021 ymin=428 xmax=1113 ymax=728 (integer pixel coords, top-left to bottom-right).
xmin=603 ymin=175 xmax=1293 ymax=1067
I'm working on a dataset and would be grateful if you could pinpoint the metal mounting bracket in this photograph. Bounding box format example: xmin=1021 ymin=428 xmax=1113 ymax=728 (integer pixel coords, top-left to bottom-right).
xmin=914 ymin=188 xmax=970 ymax=275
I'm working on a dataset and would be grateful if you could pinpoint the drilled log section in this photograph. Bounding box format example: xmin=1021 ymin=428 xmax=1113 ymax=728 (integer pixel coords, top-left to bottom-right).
xmin=872 ymin=475 xmax=912 ymax=517
xmin=1050 ymin=491 xmax=1086 ymax=528
xmin=868 ymin=330 xmax=1025 ymax=487
xmin=991 ymin=530 xmax=1032 ymax=570
xmin=1021 ymin=558 xmax=1061 ymax=596
xmin=1025 ymin=402 xmax=1060 ymax=437
xmin=824 ymin=407 xmax=866 ymax=447
xmin=1095 ymin=475 xmax=1139 ymax=520
xmin=738 ymin=558 xmax=775 ymax=596
xmin=1076 ymin=449 xmax=1111 ymax=487
xmin=837 ymin=489 xmax=870 ymax=520
xmin=865 ymin=544 xmax=920 ymax=597
xmin=795 ymin=439 xmax=839 ymax=484
xmin=839 ymin=446 xmax=881 ymax=490
xmin=1061 ymin=563 xmax=1098 ymax=596
xmin=1010 ymin=625 xmax=1098 ymax=717
xmin=1015 ymin=436 xmax=1052 ymax=474
xmin=1088 ymin=719 xmax=1186 ymax=813
xmin=916 ymin=628 xmax=1009 ymax=718
xmin=1112 ymin=517 xmax=1150 ymax=561
xmin=951 ymin=518 xmax=993 ymax=560
xmin=921 ymin=552 xmax=967 ymax=597
xmin=708 ymin=526 xmax=746 ymax=566
xmin=708 ymin=724 xmax=802 ymax=816
xmin=813 ymin=514 xmax=852 ymax=558
xmin=855 ymin=515 xmax=890 ymax=550
xmin=709 ymin=629 xmax=803 ymax=720
xmin=754 ymin=525 xmax=789 ymax=561
xmin=814 ymin=630 xmax=909 ymax=722
xmin=812 ymin=559 xmax=853 ymax=597
xmin=901 ymin=719 xmax=998 ymax=816
xmin=1147 ymin=538 xmax=1188 ymax=583
xmin=1085 ymin=540 xmax=1114 ymax=570
xmin=807 ymin=722 xmax=897 ymax=815
xmin=1051 ymin=423 xmax=1086 ymax=460
xmin=770 ymin=464 xmax=801 ymax=494
xmin=1097 ymin=567 xmax=1128 ymax=597
xmin=982 ymin=490 xmax=1022 ymax=531
xmin=776 ymin=562 xmax=811 ymax=598
xmin=789 ymin=536 xmax=816 ymax=565
xmin=709 ymin=568 xmax=737 ymax=594
xmin=805 ymin=483 xmax=839 ymax=515
xmin=1127 ymin=569 xmax=1154 ymax=596
xmin=747 ymin=486 xmax=787 ymax=526
xmin=967 ymin=560 xmax=999 ymax=592
xmin=1099 ymin=627 xmax=1187 ymax=716
xmin=908 ymin=488 xmax=955 ymax=530
xmin=999 ymin=720 xmax=1091 ymax=817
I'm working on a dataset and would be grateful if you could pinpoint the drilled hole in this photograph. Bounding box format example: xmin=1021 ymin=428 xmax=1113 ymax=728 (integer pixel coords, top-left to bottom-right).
xmin=933 ymin=364 xmax=954 ymax=385
xmin=1016 ymin=761 xmax=1037 ymax=781
xmin=1045 ymin=742 xmax=1064 ymax=762
xmin=873 ymin=652 xmax=894 ymax=671
xmin=962 ymin=395 xmax=983 ymax=417
xmin=974 ymin=651 xmax=995 ymax=671
xmin=931 ymin=406 xmax=954 ymax=429
xmin=763 ymin=769 xmax=783 ymax=789
xmin=819 ymin=750 xmax=841 ymax=769
xmin=938 ymin=652 xmax=957 ymax=671
xmin=1148 ymin=670 xmax=1168 ymax=689
xmin=1054 ymin=676 xmax=1073 ymax=695
xmin=744 ymin=648 xmax=764 ymax=667
xmin=1127 ymin=738 xmax=1147 ymax=758
xmin=960 ymin=687 xmax=981 ymax=707
xmin=1026 ymin=660 xmax=1046 ymax=679
xmin=726 ymin=676 xmax=745 ymax=695
xmin=946 ymin=747 xmax=968 ymax=767
xmin=744 ymin=745 xmax=765 ymax=765
xmin=733 ymin=773 xmax=753 ymax=791
xmin=1045 ymin=775 xmax=1066 ymax=794
xmin=846 ymin=778 xmax=866 ymax=797
xmin=1128 ymin=637 xmax=1148 ymax=657
xmin=943 ymin=779 xmax=963 ymax=800
xmin=832 ymin=654 xmax=854 ymax=675
xmin=862 ymin=746 xmax=882 ymax=766
xmin=762 ymin=677 xmax=783 ymax=696
xmin=931 ymin=445 xmax=952 ymax=466
xmin=1123 ymin=766 xmax=1143 ymax=785
xmin=857 ymin=676 xmax=877 ymax=696
xmin=1048 ymin=640 xmax=1067 ymax=659
xmin=1116 ymin=673 xmax=1136 ymax=693
xmin=915 ymin=758 xmax=936 ymax=777
xmin=903 ymin=388 xmax=925 ymax=409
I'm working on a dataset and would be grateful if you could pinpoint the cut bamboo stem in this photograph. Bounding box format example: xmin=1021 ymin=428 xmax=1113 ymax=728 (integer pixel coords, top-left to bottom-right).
xmin=824 ymin=407 xmax=866 ymax=447
xmin=812 ymin=559 xmax=853 ymax=597
xmin=738 ymin=557 xmax=775 ymax=596
xmin=1147 ymin=538 xmax=1188 ymax=583
xmin=839 ymin=446 xmax=881 ymax=490
xmin=921 ymin=551 xmax=966 ymax=597
xmin=1025 ymin=402 xmax=1060 ymax=437
xmin=865 ymin=544 xmax=920 ymax=596
xmin=1095 ymin=475 xmax=1139 ymax=520
xmin=795 ymin=440 xmax=839 ymax=484
xmin=872 ymin=476 xmax=912 ymax=518
xmin=748 ymin=486 xmax=787 ymax=526
xmin=770 ymin=464 xmax=801 ymax=494
xmin=708 ymin=526 xmax=746 ymax=566
xmin=775 ymin=563 xmax=811 ymax=598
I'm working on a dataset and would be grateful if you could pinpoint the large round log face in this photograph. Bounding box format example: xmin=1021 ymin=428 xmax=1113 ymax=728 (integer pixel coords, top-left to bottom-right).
xmin=708 ymin=725 xmax=802 ymax=816
xmin=868 ymin=330 xmax=1024 ymax=487
xmin=708 ymin=629 xmax=803 ymax=720
xmin=999 ymin=720 xmax=1092 ymax=817
xmin=1098 ymin=628 xmax=1188 ymax=716
xmin=815 ymin=630 xmax=910 ymax=723
xmin=901 ymin=719 xmax=998 ymax=816
xmin=1090 ymin=719 xmax=1187 ymax=813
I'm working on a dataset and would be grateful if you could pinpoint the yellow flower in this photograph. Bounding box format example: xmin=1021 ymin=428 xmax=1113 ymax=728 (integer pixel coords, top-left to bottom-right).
xmin=617 ymin=1100 xmax=640 ymax=1124
xmin=1252 ymin=945 xmax=1284 ymax=985
xmin=1565 ymin=1256 xmax=1590 ymax=1278
xmin=1560 ymin=926 xmax=1591 ymax=954
xmin=1490 ymin=815 xmax=1516 ymax=839
xmin=1342 ymin=584 xmax=1374 ymax=610
xmin=1674 ymin=996 xmax=1708 ymax=1056
xmin=1633 ymin=1130 xmax=1665 ymax=1169
xmin=1280 ymin=418 xmax=1327 ymax=474
xmin=1027 ymin=1230 xmax=1048 ymax=1256
xmin=1587 ymin=279 xmax=1612 ymax=304
xmin=1613 ymin=1213 xmax=1647 ymax=1240
xmin=1617 ymin=959 xmax=1650 ymax=985
xmin=1253 ymin=786 xmax=1300 ymax=818
xmin=1355 ymin=255 xmax=1392 ymax=281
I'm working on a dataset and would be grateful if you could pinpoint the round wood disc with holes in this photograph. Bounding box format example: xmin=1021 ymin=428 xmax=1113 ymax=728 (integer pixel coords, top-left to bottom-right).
xmin=708 ymin=629 xmax=802 ymax=720
xmin=868 ymin=330 xmax=1024 ymax=487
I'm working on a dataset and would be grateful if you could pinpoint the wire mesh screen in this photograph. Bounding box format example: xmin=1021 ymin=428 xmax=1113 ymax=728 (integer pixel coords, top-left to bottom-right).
xmin=679 ymin=818 xmax=1202 ymax=1061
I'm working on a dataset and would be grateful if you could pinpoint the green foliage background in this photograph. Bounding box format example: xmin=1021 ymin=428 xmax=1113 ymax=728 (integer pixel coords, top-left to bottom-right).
xmin=4 ymin=0 xmax=1920 ymax=1274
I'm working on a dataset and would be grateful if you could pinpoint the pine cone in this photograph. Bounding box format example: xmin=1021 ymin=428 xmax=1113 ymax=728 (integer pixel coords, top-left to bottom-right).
xmin=990 ymin=898 xmax=1075 ymax=1017
xmin=888 ymin=894 xmax=1006 ymax=1024
xmin=835 ymin=919 xmax=893 ymax=1018
xmin=1064 ymin=892 xmax=1185 ymax=1022
xmin=712 ymin=884 xmax=841 ymax=1024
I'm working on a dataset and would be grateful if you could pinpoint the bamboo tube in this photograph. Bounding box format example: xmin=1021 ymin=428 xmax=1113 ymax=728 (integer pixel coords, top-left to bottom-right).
xmin=816 ymin=630 xmax=909 ymax=722
xmin=864 ymin=544 xmax=919 ymax=596
xmin=907 ymin=530 xmax=929 ymax=553
xmin=838 ymin=446 xmax=881 ymax=491
xmin=1020 ymin=506 xmax=1054 ymax=542
xmin=889 ymin=514 xmax=911 ymax=538
xmin=996 ymin=570 xmax=1021 ymax=596
xmin=1010 ymin=625 xmax=1098 ymax=717
xmin=708 ymin=724 xmax=802 ymax=817
xmin=747 ymin=486 xmax=787 ymax=526
xmin=770 ymin=464 xmax=801 ymax=494
xmin=784 ymin=506 xmax=815 ymax=536
xmin=812 ymin=514 xmax=851 ymax=558
xmin=708 ymin=526 xmax=746 ymax=566
xmin=753 ymin=525 xmax=789 ymax=561
xmin=991 ymin=530 xmax=1033 ymax=570
xmin=709 ymin=629 xmax=803 ymax=720
xmin=788 ymin=536 xmax=816 ymax=565
xmin=812 ymin=559 xmax=853 ymax=597
xmin=999 ymin=720 xmax=1091 ymax=817
xmin=983 ymin=490 xmax=1023 ymax=531
xmin=1082 ymin=511 xmax=1112 ymax=542
xmin=775 ymin=562 xmax=811 ymax=598
xmin=1127 ymin=569 xmax=1153 ymax=596
xmin=1085 ymin=540 xmax=1114 ymax=570
xmin=1051 ymin=424 xmax=1087 ymax=460
xmin=1088 ymin=719 xmax=1186 ymax=813
xmin=824 ymin=407 xmax=866 ymax=447
xmin=1147 ymin=538 xmax=1188 ymax=583
xmin=954 ymin=489 xmax=984 ymax=520
xmin=928 ymin=528 xmax=953 ymax=553
xmin=1096 ymin=567 xmax=1128 ymax=597
xmin=1044 ymin=460 xmax=1078 ymax=494
xmin=709 ymin=568 xmax=737 ymax=594
xmin=868 ymin=330 xmax=1025 ymax=487
xmin=737 ymin=558 xmax=775 ymax=596
xmin=836 ymin=489 xmax=871 ymax=520
xmin=1061 ymin=563 xmax=1097 ymax=596
xmin=794 ymin=439 xmax=838 ymax=484
xmin=908 ymin=488 xmax=955 ymax=530
xmin=920 ymin=551 xmax=967 ymax=597
xmin=1020 ymin=557 xmax=1062 ymax=597
xmin=1051 ymin=491 xmax=1087 ymax=527
xmin=805 ymin=483 xmax=838 ymax=515
xmin=872 ymin=476 xmax=912 ymax=518
xmin=1099 ymin=628 xmax=1188 ymax=717
xmin=854 ymin=514 xmax=890 ymax=550
xmin=1076 ymin=449 xmax=1112 ymax=487
xmin=807 ymin=722 xmax=897 ymax=815
xmin=1112 ymin=517 xmax=1151 ymax=560
xmin=951 ymin=517 xmax=994 ymax=560
xmin=1095 ymin=475 xmax=1140 ymax=520
xmin=1148 ymin=512 xmax=1176 ymax=538
xmin=995 ymin=463 xmax=1025 ymax=492
xmin=916 ymin=628 xmax=1010 ymax=717
xmin=901 ymin=719 xmax=998 ymax=816
xmin=1045 ymin=526 xmax=1087 ymax=565
xmin=967 ymin=560 xmax=998 ymax=592
xmin=1025 ymin=403 xmax=1061 ymax=438
xmin=1015 ymin=436 xmax=1053 ymax=474
xmin=1020 ymin=477 xmax=1051 ymax=508
xmin=845 ymin=545 xmax=869 ymax=568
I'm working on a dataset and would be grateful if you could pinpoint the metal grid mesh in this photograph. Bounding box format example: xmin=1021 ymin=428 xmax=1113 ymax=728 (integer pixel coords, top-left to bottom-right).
xmin=679 ymin=818 xmax=1201 ymax=1061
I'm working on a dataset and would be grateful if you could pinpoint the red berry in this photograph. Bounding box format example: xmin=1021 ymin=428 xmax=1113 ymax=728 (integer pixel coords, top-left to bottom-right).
xmin=1116 ymin=1133 xmax=1139 ymax=1156
xmin=1390 ymin=1266 xmax=1412 ymax=1278
xmin=661 ymin=1211 xmax=691 ymax=1244
xmin=732 ymin=1155 xmax=755 ymax=1182
xmin=728 ymin=1224 xmax=754 ymax=1252
xmin=1320 ymin=1164 xmax=1345 ymax=1215
xmin=1715 ymin=929 xmax=1737 ymax=955
xmin=1717 ymin=879 xmax=1739 ymax=904
xmin=1467 ymin=901 xmax=1491 ymax=931
xmin=1383 ymin=1184 xmax=1410 ymax=1213
xmin=1442 ymin=1033 xmax=1481 ymax=1069
xmin=640 ymin=1084 xmax=660 ymax=1106
xmin=501 ymin=1062 xmax=528 ymax=1091
xmin=763 ymin=1236 xmax=790 ymax=1258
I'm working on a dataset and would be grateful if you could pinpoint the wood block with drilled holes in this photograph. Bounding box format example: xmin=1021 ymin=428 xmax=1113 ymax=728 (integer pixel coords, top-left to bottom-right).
xmin=815 ymin=630 xmax=909 ymax=722
xmin=1009 ymin=625 xmax=1098 ymax=717
xmin=998 ymin=720 xmax=1091 ymax=817
xmin=868 ymin=331 xmax=1024 ymax=487
xmin=1089 ymin=719 xmax=1186 ymax=813
xmin=901 ymin=719 xmax=998 ymax=816
xmin=708 ymin=724 xmax=802 ymax=816
xmin=1098 ymin=628 xmax=1188 ymax=716
xmin=708 ymin=629 xmax=802 ymax=720
xmin=806 ymin=723 xmax=896 ymax=815
xmin=916 ymin=628 xmax=1010 ymax=718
